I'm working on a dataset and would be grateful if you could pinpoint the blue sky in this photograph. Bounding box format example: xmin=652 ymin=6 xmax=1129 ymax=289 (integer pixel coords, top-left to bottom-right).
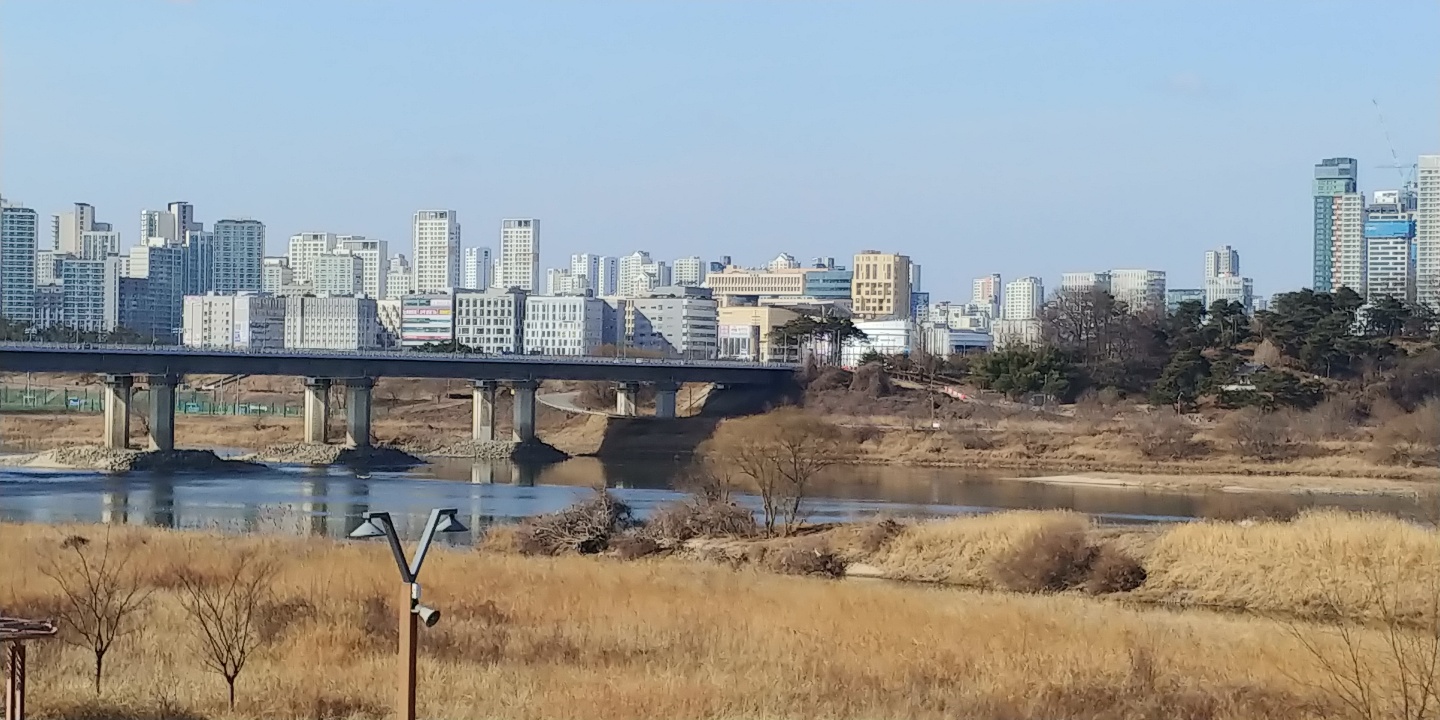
xmin=2 ymin=1 xmax=1436 ymax=299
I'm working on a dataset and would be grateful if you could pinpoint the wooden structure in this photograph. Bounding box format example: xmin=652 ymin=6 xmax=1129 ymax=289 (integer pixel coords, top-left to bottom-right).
xmin=1 ymin=617 xmax=56 ymax=720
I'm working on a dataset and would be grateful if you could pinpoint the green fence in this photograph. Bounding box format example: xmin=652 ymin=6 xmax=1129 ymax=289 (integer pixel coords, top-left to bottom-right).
xmin=0 ymin=385 xmax=301 ymax=416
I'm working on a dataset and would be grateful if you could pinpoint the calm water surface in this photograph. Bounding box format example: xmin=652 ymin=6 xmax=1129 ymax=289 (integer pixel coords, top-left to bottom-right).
xmin=0 ymin=456 xmax=1425 ymax=541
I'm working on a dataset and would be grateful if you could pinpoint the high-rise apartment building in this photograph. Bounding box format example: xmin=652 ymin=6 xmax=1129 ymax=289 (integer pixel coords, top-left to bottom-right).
xmin=212 ymin=219 xmax=265 ymax=293
xmin=618 ymin=251 xmax=654 ymax=297
xmin=971 ymin=274 xmax=1002 ymax=318
xmin=1365 ymin=189 xmax=1419 ymax=301
xmin=1109 ymin=269 xmax=1167 ymax=312
xmin=287 ymin=232 xmax=336 ymax=286
xmin=1205 ymin=246 xmax=1240 ymax=279
xmin=385 ymin=255 xmax=415 ymax=300
xmin=1417 ymin=156 xmax=1440 ymax=308
xmin=850 ymin=251 xmax=912 ymax=320
xmin=545 ymin=268 xmax=589 ymax=296
xmin=463 ymin=247 xmax=492 ymax=290
xmin=313 ymin=252 xmax=365 ymax=296
xmin=127 ymin=242 xmax=186 ymax=341
xmin=53 ymin=203 xmax=103 ymax=254
xmin=140 ymin=208 xmax=179 ymax=245
xmin=1313 ymin=158 xmax=1362 ymax=293
xmin=1002 ymin=277 xmax=1044 ymax=321
xmin=1 ymin=199 xmax=39 ymax=323
xmin=413 ymin=210 xmax=461 ymax=293
xmin=336 ymin=236 xmax=388 ymax=298
xmin=262 ymin=257 xmax=293 ymax=295
xmin=909 ymin=264 xmax=922 ymax=293
xmin=57 ymin=256 xmax=108 ymax=332
xmin=673 ymin=256 xmax=706 ymax=287
xmin=79 ymin=230 xmax=120 ymax=260
xmin=498 ymin=219 xmax=539 ymax=292
xmin=766 ymin=253 xmax=801 ymax=272
xmin=570 ymin=253 xmax=601 ymax=292
xmin=169 ymin=201 xmax=201 ymax=239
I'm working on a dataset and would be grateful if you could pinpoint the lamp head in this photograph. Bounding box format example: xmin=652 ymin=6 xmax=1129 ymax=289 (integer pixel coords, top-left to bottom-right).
xmin=348 ymin=512 xmax=392 ymax=540
xmin=434 ymin=509 xmax=468 ymax=534
xmin=414 ymin=604 xmax=441 ymax=628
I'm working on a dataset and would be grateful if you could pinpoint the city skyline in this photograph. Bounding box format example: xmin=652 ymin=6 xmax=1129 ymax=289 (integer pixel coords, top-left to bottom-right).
xmin=3 ymin=2 xmax=1437 ymax=297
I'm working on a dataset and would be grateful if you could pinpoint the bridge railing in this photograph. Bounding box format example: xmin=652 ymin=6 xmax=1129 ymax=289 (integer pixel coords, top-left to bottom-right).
xmin=0 ymin=342 xmax=800 ymax=371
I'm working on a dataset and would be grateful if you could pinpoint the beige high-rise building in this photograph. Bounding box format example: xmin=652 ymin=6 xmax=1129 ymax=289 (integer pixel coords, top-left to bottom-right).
xmin=850 ymin=251 xmax=912 ymax=320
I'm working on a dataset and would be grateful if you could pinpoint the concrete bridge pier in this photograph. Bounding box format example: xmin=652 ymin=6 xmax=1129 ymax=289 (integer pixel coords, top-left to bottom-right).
xmin=655 ymin=381 xmax=679 ymax=419
xmin=304 ymin=377 xmax=331 ymax=444
xmin=472 ymin=380 xmax=498 ymax=441
xmin=344 ymin=378 xmax=374 ymax=448
xmin=616 ymin=381 xmax=639 ymax=417
xmin=146 ymin=374 xmax=180 ymax=452
xmin=510 ymin=380 xmax=538 ymax=442
xmin=102 ymin=374 xmax=134 ymax=449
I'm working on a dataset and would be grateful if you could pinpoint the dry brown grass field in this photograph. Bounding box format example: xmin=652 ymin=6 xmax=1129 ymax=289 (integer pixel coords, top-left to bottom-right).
xmin=4 ymin=511 xmax=1440 ymax=720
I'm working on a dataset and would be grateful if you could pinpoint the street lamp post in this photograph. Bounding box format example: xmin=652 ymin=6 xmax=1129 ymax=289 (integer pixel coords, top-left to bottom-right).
xmin=348 ymin=508 xmax=467 ymax=720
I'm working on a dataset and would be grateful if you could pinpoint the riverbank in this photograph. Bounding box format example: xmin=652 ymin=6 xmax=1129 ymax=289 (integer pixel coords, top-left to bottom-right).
xmin=3 ymin=445 xmax=261 ymax=473
xmin=3 ymin=516 xmax=1434 ymax=719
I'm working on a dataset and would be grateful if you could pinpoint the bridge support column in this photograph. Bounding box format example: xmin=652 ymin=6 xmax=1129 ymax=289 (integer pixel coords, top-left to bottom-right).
xmin=345 ymin=378 xmax=375 ymax=448
xmin=146 ymin=374 xmax=179 ymax=452
xmin=616 ymin=381 xmax=638 ymax=417
xmin=510 ymin=380 xmax=538 ymax=443
xmin=472 ymin=380 xmax=498 ymax=441
xmin=102 ymin=374 xmax=133 ymax=449
xmin=304 ymin=378 xmax=331 ymax=444
xmin=654 ymin=381 xmax=679 ymax=419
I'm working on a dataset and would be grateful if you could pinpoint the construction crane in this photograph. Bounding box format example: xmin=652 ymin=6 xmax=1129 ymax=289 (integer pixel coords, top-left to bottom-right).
xmin=1372 ymin=99 xmax=1418 ymax=189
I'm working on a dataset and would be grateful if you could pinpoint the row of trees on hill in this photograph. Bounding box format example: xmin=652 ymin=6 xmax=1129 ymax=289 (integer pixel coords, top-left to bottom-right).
xmin=901 ymin=288 xmax=1439 ymax=411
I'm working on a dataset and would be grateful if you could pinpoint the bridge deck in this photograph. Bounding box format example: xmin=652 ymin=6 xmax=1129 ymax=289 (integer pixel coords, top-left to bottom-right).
xmin=0 ymin=344 xmax=795 ymax=385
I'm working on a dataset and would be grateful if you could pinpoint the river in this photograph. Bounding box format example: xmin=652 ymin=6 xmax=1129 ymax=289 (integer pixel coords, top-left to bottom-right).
xmin=0 ymin=457 xmax=1426 ymax=540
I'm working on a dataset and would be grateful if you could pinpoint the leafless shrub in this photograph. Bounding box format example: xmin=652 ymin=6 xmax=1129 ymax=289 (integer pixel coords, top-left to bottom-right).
xmin=645 ymin=500 xmax=758 ymax=545
xmin=1132 ymin=412 xmax=1207 ymax=460
xmin=175 ymin=550 xmax=278 ymax=709
xmin=514 ymin=491 xmax=636 ymax=555
xmin=849 ymin=362 xmax=892 ymax=398
xmin=39 ymin=529 xmax=153 ymax=695
xmin=848 ymin=425 xmax=883 ymax=444
xmin=806 ymin=367 xmax=851 ymax=392
xmin=1300 ymin=396 xmax=1362 ymax=441
xmin=611 ymin=535 xmax=662 ymax=560
xmin=1008 ymin=428 xmax=1067 ymax=456
xmin=255 ymin=597 xmax=317 ymax=643
xmin=857 ymin=517 xmax=906 ymax=554
xmin=1216 ymin=407 xmax=1300 ymax=461
xmin=675 ymin=456 xmax=742 ymax=503
xmin=767 ymin=543 xmax=847 ymax=578
xmin=1369 ymin=401 xmax=1440 ymax=467
xmin=990 ymin=524 xmax=1095 ymax=593
xmin=1084 ymin=545 xmax=1147 ymax=595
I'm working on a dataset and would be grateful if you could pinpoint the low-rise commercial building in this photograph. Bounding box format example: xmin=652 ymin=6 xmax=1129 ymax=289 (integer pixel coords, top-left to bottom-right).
xmin=453 ymin=289 xmax=526 ymax=354
xmin=626 ymin=286 xmax=718 ymax=359
xmin=716 ymin=305 xmax=801 ymax=362
xmin=182 ymin=293 xmax=286 ymax=350
xmin=284 ymin=296 xmax=380 ymax=350
xmin=524 ymin=295 xmax=604 ymax=355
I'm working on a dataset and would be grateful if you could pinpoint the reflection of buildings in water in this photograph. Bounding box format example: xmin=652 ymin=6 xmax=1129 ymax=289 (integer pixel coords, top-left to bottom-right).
xmin=512 ymin=463 xmax=537 ymax=488
xmin=341 ymin=477 xmax=370 ymax=537
xmin=301 ymin=477 xmax=328 ymax=537
xmin=148 ymin=476 xmax=175 ymax=528
xmin=470 ymin=462 xmax=498 ymax=485
xmin=101 ymin=479 xmax=129 ymax=525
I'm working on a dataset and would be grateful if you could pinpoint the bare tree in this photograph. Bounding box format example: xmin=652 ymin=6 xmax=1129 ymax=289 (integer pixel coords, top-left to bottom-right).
xmin=1288 ymin=542 xmax=1440 ymax=720
xmin=175 ymin=550 xmax=277 ymax=710
xmin=39 ymin=532 xmax=152 ymax=695
xmin=706 ymin=409 xmax=847 ymax=535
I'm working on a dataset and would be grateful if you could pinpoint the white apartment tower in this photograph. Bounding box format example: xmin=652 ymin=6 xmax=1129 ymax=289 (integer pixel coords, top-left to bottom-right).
xmin=971 ymin=274 xmax=1002 ymax=317
xmin=1204 ymin=245 xmax=1240 ymax=279
xmin=1 ymin=200 xmax=39 ymax=323
xmin=337 ymin=235 xmax=388 ymax=298
xmin=1418 ymin=156 xmax=1440 ymax=309
xmin=313 ymin=252 xmax=365 ymax=296
xmin=498 ymin=218 xmax=540 ymax=292
xmin=413 ymin=210 xmax=461 ymax=293
xmin=262 ymin=257 xmax=293 ymax=295
xmin=618 ymin=251 xmax=653 ymax=297
xmin=1002 ymin=277 xmax=1044 ymax=321
xmin=673 ymin=256 xmax=706 ymax=287
xmin=212 ymin=219 xmax=265 ymax=292
xmin=571 ymin=253 xmax=600 ymax=291
xmin=53 ymin=203 xmax=99 ymax=254
xmin=385 ymin=254 xmax=415 ymax=300
xmin=287 ymin=232 xmax=336 ymax=285
xmin=463 ymin=247 xmax=492 ymax=290
xmin=1109 ymin=269 xmax=1167 ymax=312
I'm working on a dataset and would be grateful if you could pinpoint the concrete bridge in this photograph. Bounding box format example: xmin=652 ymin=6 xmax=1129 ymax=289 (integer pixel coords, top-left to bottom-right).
xmin=0 ymin=343 xmax=795 ymax=451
